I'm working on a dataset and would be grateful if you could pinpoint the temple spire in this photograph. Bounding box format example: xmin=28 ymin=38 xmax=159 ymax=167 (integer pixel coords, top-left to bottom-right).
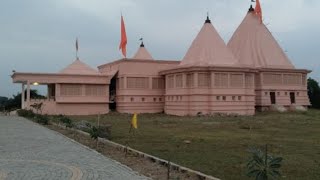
xmin=132 ymin=38 xmax=153 ymax=60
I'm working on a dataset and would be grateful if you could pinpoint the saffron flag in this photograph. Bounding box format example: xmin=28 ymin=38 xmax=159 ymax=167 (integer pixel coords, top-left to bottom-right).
xmin=131 ymin=113 xmax=138 ymax=129
xmin=255 ymin=0 xmax=262 ymax=23
xmin=76 ymin=38 xmax=79 ymax=52
xmin=119 ymin=15 xmax=127 ymax=58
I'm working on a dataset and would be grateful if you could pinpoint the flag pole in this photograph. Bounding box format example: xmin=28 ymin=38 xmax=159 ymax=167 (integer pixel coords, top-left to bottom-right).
xmin=76 ymin=37 xmax=79 ymax=60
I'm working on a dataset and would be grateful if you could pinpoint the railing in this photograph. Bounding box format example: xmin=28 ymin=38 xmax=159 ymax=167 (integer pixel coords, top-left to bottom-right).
xmin=28 ymin=96 xmax=56 ymax=103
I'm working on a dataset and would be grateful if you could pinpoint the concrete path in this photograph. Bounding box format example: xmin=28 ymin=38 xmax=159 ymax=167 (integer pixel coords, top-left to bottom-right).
xmin=0 ymin=115 xmax=148 ymax=180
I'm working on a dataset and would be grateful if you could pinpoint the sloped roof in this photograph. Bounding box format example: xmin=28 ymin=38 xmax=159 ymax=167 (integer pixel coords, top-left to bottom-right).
xmin=227 ymin=9 xmax=295 ymax=69
xmin=132 ymin=43 xmax=154 ymax=60
xmin=59 ymin=59 xmax=100 ymax=75
xmin=180 ymin=17 xmax=239 ymax=67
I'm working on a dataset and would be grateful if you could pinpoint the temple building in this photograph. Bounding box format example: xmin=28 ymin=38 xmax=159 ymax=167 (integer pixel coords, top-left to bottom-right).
xmin=11 ymin=5 xmax=310 ymax=116
xmin=227 ymin=5 xmax=310 ymax=111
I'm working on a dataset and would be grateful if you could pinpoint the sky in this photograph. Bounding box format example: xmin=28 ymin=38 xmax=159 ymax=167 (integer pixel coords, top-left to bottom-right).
xmin=1 ymin=0 xmax=319 ymax=97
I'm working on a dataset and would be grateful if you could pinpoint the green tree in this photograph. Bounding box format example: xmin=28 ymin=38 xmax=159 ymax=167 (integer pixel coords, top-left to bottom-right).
xmin=0 ymin=96 xmax=8 ymax=111
xmin=247 ymin=145 xmax=283 ymax=180
xmin=4 ymin=90 xmax=45 ymax=111
xmin=307 ymin=78 xmax=320 ymax=109
xmin=0 ymin=96 xmax=8 ymax=105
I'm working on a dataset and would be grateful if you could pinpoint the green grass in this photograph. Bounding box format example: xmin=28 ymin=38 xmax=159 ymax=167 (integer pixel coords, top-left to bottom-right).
xmin=68 ymin=110 xmax=320 ymax=180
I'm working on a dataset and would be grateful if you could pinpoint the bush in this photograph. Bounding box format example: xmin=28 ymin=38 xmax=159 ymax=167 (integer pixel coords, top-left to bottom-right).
xmin=17 ymin=109 xmax=35 ymax=118
xmin=35 ymin=114 xmax=49 ymax=125
xmin=90 ymin=126 xmax=100 ymax=140
xmin=247 ymin=145 xmax=283 ymax=180
xmin=58 ymin=115 xmax=73 ymax=128
xmin=74 ymin=120 xmax=92 ymax=132
xmin=98 ymin=125 xmax=112 ymax=139
xmin=74 ymin=121 xmax=111 ymax=139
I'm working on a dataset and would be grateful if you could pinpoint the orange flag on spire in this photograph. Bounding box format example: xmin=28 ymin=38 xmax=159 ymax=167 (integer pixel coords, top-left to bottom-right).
xmin=119 ymin=15 xmax=127 ymax=58
xmin=255 ymin=0 xmax=262 ymax=23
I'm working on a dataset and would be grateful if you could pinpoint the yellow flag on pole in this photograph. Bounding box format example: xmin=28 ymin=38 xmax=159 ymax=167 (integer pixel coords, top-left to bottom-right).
xmin=131 ymin=113 xmax=138 ymax=129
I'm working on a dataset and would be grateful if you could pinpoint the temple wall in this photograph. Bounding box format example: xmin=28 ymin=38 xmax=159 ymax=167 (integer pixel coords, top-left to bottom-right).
xmin=115 ymin=76 xmax=165 ymax=114
xmin=98 ymin=60 xmax=179 ymax=76
xmin=27 ymin=83 xmax=110 ymax=115
xmin=164 ymin=71 xmax=255 ymax=116
xmin=55 ymin=83 xmax=109 ymax=103
xmin=255 ymin=71 xmax=310 ymax=108
xmin=99 ymin=60 xmax=179 ymax=114
xmin=28 ymin=99 xmax=109 ymax=115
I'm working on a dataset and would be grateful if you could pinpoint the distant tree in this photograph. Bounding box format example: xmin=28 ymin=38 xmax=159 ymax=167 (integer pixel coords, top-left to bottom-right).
xmin=4 ymin=90 xmax=45 ymax=111
xmin=0 ymin=96 xmax=8 ymax=105
xmin=0 ymin=96 xmax=8 ymax=112
xmin=307 ymin=78 xmax=320 ymax=109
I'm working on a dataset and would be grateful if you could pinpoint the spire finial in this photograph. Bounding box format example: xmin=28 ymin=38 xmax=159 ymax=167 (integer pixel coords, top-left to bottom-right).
xmin=249 ymin=0 xmax=255 ymax=12
xmin=139 ymin=37 xmax=144 ymax=47
xmin=205 ymin=12 xmax=211 ymax=24
xmin=248 ymin=5 xmax=255 ymax=12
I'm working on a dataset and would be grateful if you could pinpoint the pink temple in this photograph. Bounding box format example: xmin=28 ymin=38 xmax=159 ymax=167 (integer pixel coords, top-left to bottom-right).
xmin=12 ymin=6 xmax=310 ymax=115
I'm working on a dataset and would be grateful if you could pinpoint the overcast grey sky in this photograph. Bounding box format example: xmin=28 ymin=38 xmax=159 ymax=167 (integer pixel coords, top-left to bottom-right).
xmin=1 ymin=0 xmax=319 ymax=97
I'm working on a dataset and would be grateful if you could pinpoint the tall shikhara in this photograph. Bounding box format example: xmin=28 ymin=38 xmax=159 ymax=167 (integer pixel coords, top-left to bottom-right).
xmin=227 ymin=5 xmax=294 ymax=69
xmin=180 ymin=16 xmax=238 ymax=67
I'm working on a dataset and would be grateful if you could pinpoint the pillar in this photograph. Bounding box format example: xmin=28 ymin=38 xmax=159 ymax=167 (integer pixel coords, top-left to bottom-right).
xmin=47 ymin=84 xmax=50 ymax=100
xmin=27 ymin=81 xmax=30 ymax=108
xmin=182 ymin=74 xmax=187 ymax=88
xmin=124 ymin=77 xmax=127 ymax=89
xmin=149 ymin=77 xmax=152 ymax=89
xmin=21 ymin=83 xmax=25 ymax=109
xmin=211 ymin=72 xmax=215 ymax=88
xmin=194 ymin=72 xmax=198 ymax=87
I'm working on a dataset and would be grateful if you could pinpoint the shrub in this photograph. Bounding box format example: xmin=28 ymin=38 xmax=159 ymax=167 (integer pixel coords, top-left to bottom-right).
xmin=89 ymin=126 xmax=100 ymax=140
xmin=97 ymin=125 xmax=112 ymax=140
xmin=58 ymin=115 xmax=73 ymax=128
xmin=74 ymin=120 xmax=92 ymax=133
xmin=35 ymin=114 xmax=49 ymax=125
xmin=247 ymin=145 xmax=283 ymax=180
xmin=17 ymin=109 xmax=35 ymax=118
xmin=73 ymin=121 xmax=111 ymax=139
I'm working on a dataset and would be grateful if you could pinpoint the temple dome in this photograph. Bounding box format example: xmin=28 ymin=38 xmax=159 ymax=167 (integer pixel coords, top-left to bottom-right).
xmin=59 ymin=59 xmax=100 ymax=75
xmin=180 ymin=17 xmax=239 ymax=67
xmin=227 ymin=10 xmax=295 ymax=69
xmin=132 ymin=42 xmax=154 ymax=60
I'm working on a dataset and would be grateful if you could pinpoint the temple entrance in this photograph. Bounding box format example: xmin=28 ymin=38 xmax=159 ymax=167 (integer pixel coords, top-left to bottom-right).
xmin=290 ymin=92 xmax=296 ymax=104
xmin=48 ymin=84 xmax=56 ymax=100
xmin=270 ymin=92 xmax=276 ymax=104
xmin=109 ymin=74 xmax=117 ymax=111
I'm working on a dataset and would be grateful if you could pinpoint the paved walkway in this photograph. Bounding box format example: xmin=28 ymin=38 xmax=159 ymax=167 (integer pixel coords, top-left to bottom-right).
xmin=0 ymin=115 xmax=148 ymax=180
